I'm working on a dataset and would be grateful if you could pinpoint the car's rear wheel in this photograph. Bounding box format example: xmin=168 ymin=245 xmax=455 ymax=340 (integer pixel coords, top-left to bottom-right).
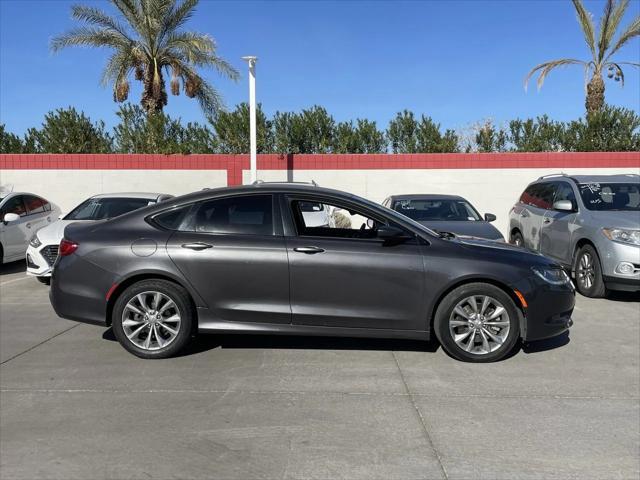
xmin=434 ymin=283 xmax=520 ymax=363
xmin=36 ymin=276 xmax=51 ymax=285
xmin=511 ymin=231 xmax=524 ymax=247
xmin=574 ymin=244 xmax=606 ymax=298
xmin=112 ymin=279 xmax=194 ymax=359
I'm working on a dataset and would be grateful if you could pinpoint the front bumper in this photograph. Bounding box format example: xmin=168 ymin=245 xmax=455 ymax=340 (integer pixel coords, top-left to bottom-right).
xmin=516 ymin=278 xmax=575 ymax=342
xmin=597 ymin=239 xmax=640 ymax=291
xmin=26 ymin=243 xmax=59 ymax=277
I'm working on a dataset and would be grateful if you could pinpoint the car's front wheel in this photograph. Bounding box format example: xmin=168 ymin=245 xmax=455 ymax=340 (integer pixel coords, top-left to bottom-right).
xmin=574 ymin=244 xmax=606 ymax=298
xmin=434 ymin=283 xmax=520 ymax=362
xmin=511 ymin=230 xmax=524 ymax=247
xmin=112 ymin=279 xmax=194 ymax=359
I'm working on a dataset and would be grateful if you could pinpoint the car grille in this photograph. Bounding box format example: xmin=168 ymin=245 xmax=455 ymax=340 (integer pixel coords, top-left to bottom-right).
xmin=40 ymin=245 xmax=59 ymax=267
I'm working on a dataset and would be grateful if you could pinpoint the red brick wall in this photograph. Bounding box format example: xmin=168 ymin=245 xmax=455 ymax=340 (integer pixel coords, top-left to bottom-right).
xmin=1 ymin=152 xmax=638 ymax=186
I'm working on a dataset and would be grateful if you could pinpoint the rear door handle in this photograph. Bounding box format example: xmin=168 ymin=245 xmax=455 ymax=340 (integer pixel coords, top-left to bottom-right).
xmin=294 ymin=246 xmax=325 ymax=254
xmin=543 ymin=218 xmax=551 ymax=224
xmin=181 ymin=242 xmax=213 ymax=251
xmin=520 ymin=210 xmax=530 ymax=218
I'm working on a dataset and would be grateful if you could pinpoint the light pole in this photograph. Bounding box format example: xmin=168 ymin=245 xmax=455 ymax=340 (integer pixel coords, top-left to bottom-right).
xmin=241 ymin=56 xmax=258 ymax=184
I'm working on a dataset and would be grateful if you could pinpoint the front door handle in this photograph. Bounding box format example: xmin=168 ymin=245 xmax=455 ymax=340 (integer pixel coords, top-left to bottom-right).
xmin=181 ymin=242 xmax=213 ymax=251
xmin=294 ymin=246 xmax=325 ymax=254
xmin=520 ymin=210 xmax=530 ymax=218
xmin=543 ymin=217 xmax=551 ymax=224
xmin=26 ymin=222 xmax=32 ymax=228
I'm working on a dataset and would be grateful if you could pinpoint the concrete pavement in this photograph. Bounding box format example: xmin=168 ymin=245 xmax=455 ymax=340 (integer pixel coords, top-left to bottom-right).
xmin=1 ymin=261 xmax=638 ymax=480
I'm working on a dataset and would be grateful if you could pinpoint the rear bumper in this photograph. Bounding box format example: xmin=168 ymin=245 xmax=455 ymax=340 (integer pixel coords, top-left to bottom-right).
xmin=49 ymin=255 xmax=112 ymax=327
xmin=521 ymin=281 xmax=575 ymax=342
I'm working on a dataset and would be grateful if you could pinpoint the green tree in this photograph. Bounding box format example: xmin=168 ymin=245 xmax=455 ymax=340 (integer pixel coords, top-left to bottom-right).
xmin=562 ymin=105 xmax=640 ymax=151
xmin=475 ymin=120 xmax=507 ymax=153
xmin=332 ymin=119 xmax=386 ymax=153
xmin=525 ymin=0 xmax=639 ymax=114
xmin=508 ymin=115 xmax=566 ymax=152
xmin=273 ymin=106 xmax=335 ymax=153
xmin=24 ymin=107 xmax=113 ymax=153
xmin=0 ymin=124 xmax=24 ymax=153
xmin=180 ymin=122 xmax=218 ymax=153
xmin=211 ymin=103 xmax=272 ymax=153
xmin=387 ymin=111 xmax=459 ymax=153
xmin=51 ymin=0 xmax=238 ymax=115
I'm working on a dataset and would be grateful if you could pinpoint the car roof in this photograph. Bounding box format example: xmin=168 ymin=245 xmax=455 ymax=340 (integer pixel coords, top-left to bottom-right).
xmin=568 ymin=174 xmax=639 ymax=184
xmin=89 ymin=192 xmax=172 ymax=200
xmin=388 ymin=194 xmax=466 ymax=201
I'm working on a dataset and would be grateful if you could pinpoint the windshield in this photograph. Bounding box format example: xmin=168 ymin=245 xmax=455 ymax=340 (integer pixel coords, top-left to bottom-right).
xmin=392 ymin=198 xmax=482 ymax=221
xmin=578 ymin=183 xmax=640 ymax=211
xmin=65 ymin=197 xmax=154 ymax=220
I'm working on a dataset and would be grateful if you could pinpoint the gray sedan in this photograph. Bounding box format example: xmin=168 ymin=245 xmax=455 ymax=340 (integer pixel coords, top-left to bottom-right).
xmin=382 ymin=194 xmax=504 ymax=241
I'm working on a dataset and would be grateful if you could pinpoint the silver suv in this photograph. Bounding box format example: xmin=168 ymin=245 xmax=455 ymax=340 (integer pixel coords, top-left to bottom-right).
xmin=509 ymin=174 xmax=639 ymax=297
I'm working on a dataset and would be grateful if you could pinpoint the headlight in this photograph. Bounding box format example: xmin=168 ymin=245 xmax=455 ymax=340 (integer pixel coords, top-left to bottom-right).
xmin=29 ymin=234 xmax=42 ymax=248
xmin=532 ymin=266 xmax=571 ymax=285
xmin=602 ymin=228 xmax=640 ymax=246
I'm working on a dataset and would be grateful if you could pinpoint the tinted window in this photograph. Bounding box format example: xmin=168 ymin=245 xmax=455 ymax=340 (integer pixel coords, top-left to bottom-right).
xmin=24 ymin=195 xmax=45 ymax=214
xmin=65 ymin=197 xmax=154 ymax=220
xmin=392 ymin=198 xmax=481 ymax=221
xmin=578 ymin=182 xmax=640 ymax=211
xmin=189 ymin=195 xmax=273 ymax=235
xmin=292 ymin=199 xmax=381 ymax=239
xmin=520 ymin=183 xmax=555 ymax=209
xmin=1 ymin=196 xmax=27 ymax=217
xmin=152 ymin=205 xmax=191 ymax=230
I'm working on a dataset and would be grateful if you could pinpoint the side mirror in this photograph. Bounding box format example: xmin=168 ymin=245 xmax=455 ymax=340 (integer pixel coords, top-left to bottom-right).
xmin=3 ymin=213 xmax=20 ymax=224
xmin=553 ymin=200 xmax=574 ymax=212
xmin=484 ymin=213 xmax=497 ymax=222
xmin=377 ymin=225 xmax=410 ymax=245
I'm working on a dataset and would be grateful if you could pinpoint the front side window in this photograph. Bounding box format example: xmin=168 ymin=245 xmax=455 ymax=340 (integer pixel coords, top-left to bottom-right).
xmin=578 ymin=182 xmax=640 ymax=211
xmin=292 ymin=199 xmax=381 ymax=239
xmin=392 ymin=199 xmax=481 ymax=221
xmin=1 ymin=196 xmax=27 ymax=217
xmin=65 ymin=197 xmax=154 ymax=220
xmin=554 ymin=182 xmax=577 ymax=208
xmin=188 ymin=195 xmax=274 ymax=235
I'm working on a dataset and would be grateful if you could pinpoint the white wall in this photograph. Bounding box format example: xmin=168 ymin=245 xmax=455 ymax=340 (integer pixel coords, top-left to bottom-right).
xmin=244 ymin=168 xmax=640 ymax=237
xmin=0 ymin=169 xmax=227 ymax=212
xmin=1 ymin=166 xmax=637 ymax=237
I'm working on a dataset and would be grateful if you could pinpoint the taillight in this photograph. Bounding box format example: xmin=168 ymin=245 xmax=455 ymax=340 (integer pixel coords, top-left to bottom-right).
xmin=59 ymin=239 xmax=78 ymax=256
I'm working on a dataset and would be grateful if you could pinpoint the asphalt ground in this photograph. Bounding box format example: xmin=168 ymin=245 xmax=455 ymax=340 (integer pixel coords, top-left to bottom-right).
xmin=1 ymin=260 xmax=638 ymax=480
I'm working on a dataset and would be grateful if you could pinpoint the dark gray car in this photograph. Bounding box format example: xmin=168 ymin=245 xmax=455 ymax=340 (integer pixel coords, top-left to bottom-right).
xmin=50 ymin=183 xmax=574 ymax=363
xmin=383 ymin=194 xmax=504 ymax=241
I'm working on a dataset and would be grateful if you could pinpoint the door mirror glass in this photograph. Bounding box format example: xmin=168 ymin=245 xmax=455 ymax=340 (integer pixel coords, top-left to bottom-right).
xmin=553 ymin=200 xmax=574 ymax=212
xmin=484 ymin=213 xmax=497 ymax=222
xmin=3 ymin=213 xmax=20 ymax=223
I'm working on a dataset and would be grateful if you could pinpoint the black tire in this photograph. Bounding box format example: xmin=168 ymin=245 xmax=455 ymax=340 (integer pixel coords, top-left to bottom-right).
xmin=511 ymin=230 xmax=524 ymax=247
xmin=36 ymin=276 xmax=51 ymax=285
xmin=112 ymin=279 xmax=194 ymax=359
xmin=434 ymin=283 xmax=521 ymax=363
xmin=574 ymin=244 xmax=607 ymax=298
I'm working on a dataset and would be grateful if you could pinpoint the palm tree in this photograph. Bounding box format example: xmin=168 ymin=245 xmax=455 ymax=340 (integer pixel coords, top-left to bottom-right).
xmin=525 ymin=0 xmax=639 ymax=114
xmin=51 ymin=0 xmax=239 ymax=115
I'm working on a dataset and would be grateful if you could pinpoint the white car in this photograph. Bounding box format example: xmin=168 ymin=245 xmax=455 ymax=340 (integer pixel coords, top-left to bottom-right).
xmin=1 ymin=192 xmax=60 ymax=264
xmin=26 ymin=192 xmax=173 ymax=283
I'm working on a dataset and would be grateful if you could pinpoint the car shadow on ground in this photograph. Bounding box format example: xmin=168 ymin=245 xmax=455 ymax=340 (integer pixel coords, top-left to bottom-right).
xmin=0 ymin=260 xmax=25 ymax=276
xmin=102 ymin=328 xmax=571 ymax=359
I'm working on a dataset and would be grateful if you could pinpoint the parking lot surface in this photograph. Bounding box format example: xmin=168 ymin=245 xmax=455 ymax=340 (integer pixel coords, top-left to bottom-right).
xmin=1 ymin=261 xmax=638 ymax=480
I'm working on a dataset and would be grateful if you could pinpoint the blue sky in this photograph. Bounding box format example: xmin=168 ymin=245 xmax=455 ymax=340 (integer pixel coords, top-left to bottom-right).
xmin=1 ymin=0 xmax=639 ymax=135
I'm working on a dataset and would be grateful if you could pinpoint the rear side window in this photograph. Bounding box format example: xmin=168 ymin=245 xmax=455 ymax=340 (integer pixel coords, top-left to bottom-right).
xmin=24 ymin=195 xmax=45 ymax=214
xmin=520 ymin=183 xmax=556 ymax=209
xmin=152 ymin=205 xmax=191 ymax=230
xmin=187 ymin=195 xmax=273 ymax=235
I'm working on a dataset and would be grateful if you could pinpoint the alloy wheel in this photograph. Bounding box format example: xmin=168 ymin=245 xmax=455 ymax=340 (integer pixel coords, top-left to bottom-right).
xmin=121 ymin=291 xmax=181 ymax=351
xmin=449 ymin=295 xmax=510 ymax=355
xmin=577 ymin=252 xmax=595 ymax=290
